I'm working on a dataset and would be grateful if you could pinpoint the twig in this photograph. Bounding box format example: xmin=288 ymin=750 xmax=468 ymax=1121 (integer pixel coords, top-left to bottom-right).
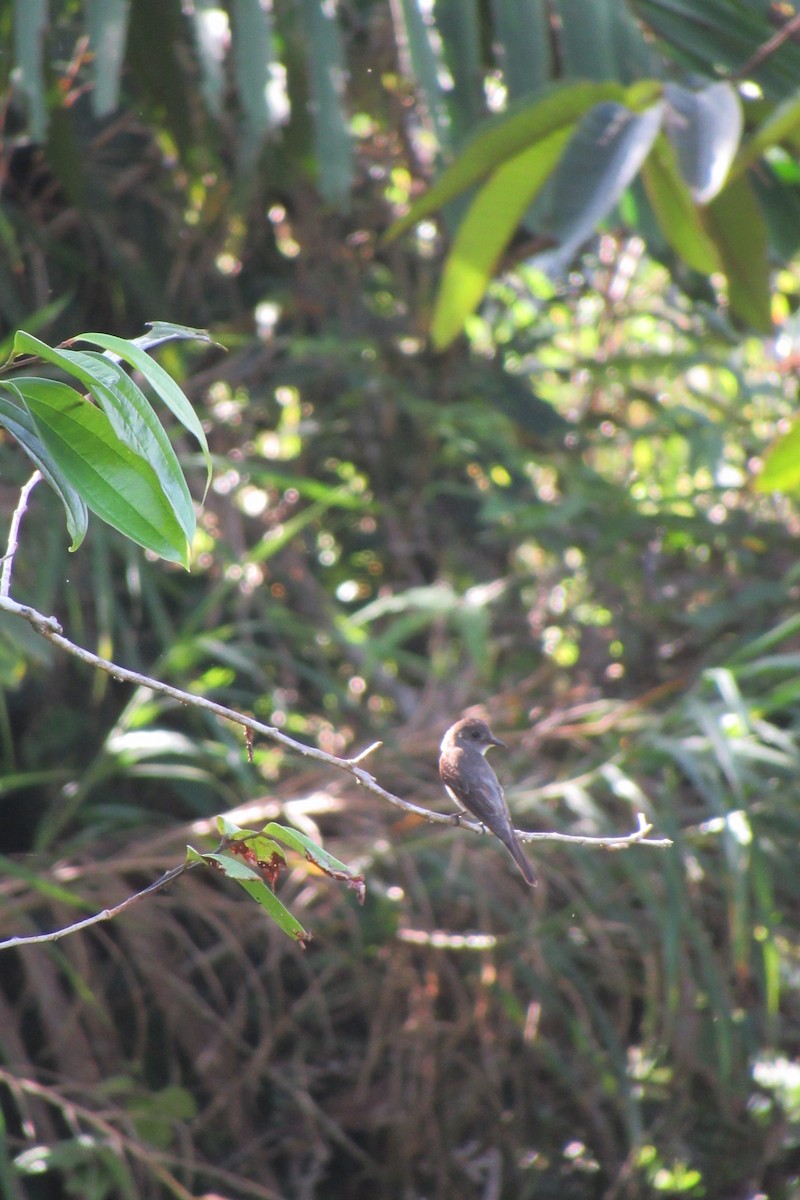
xmin=0 ymin=471 xmax=671 ymax=951
xmin=0 ymin=590 xmax=672 ymax=842
xmin=0 ymin=861 xmax=191 ymax=951
xmin=731 ymin=9 xmax=800 ymax=81
xmin=0 ymin=470 xmax=41 ymax=597
xmin=0 ymin=590 xmax=673 ymax=846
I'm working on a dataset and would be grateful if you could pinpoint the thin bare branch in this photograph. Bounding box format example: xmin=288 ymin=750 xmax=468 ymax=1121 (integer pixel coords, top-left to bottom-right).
xmin=0 ymin=470 xmax=41 ymax=598
xmin=0 ymin=592 xmax=672 ymax=859
xmin=347 ymin=739 xmax=383 ymax=765
xmin=0 ymin=862 xmax=191 ymax=951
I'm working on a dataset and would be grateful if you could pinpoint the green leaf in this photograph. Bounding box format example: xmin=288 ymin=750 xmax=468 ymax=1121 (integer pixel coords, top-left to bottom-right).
xmin=555 ymin=0 xmax=619 ymax=81
xmin=386 ymin=79 xmax=661 ymax=241
xmin=73 ymin=331 xmax=212 ymax=492
xmin=15 ymin=378 xmax=190 ymax=565
xmin=216 ymin=815 xmax=366 ymax=902
xmin=642 ymin=135 xmax=721 ymax=274
xmin=435 ymin=0 xmax=485 ymax=143
xmin=54 ymin=350 xmax=195 ymax=542
xmin=702 ymin=175 xmax=772 ymax=332
xmin=430 ymin=128 xmax=572 ymax=349
xmin=754 ymin=419 xmax=800 ymax=494
xmin=11 ymin=333 xmax=201 ymax=529
xmin=263 ymin=821 xmax=366 ymax=901
xmin=490 ymin=0 xmax=552 ymax=101
xmin=533 ymin=100 xmax=665 ymax=276
xmin=393 ymin=0 xmax=452 ymax=154
xmin=132 ymin=322 xmax=218 ymax=354
xmin=0 ymin=386 xmax=89 ymax=549
xmin=189 ymin=848 xmax=311 ymax=943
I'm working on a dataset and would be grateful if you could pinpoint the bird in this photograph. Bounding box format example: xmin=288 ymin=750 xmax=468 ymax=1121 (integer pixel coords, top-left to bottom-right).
xmin=439 ymin=717 xmax=537 ymax=887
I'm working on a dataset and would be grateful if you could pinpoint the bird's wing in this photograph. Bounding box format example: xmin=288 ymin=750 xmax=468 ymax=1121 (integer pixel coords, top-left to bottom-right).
xmin=440 ymin=751 xmax=511 ymax=831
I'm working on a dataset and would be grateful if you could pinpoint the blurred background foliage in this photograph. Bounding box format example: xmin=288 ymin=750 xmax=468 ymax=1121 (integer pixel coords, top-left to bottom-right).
xmin=3 ymin=1 xmax=800 ymax=1198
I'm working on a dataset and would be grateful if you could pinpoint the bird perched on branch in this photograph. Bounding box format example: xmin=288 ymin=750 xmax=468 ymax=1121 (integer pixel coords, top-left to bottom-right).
xmin=439 ymin=717 xmax=536 ymax=887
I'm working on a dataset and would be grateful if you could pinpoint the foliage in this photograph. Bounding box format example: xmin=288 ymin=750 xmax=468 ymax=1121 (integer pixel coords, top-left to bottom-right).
xmin=3 ymin=3 xmax=800 ymax=1199
xmin=0 ymin=323 xmax=213 ymax=562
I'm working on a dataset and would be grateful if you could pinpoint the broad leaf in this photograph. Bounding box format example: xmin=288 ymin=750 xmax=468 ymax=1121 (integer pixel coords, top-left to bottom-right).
xmin=12 ymin=333 xmax=199 ymax=537
xmin=642 ymin=135 xmax=720 ymax=274
xmin=755 ymin=421 xmax=800 ymax=494
xmin=74 ymin=331 xmax=212 ymax=491
xmin=263 ymin=821 xmax=366 ymax=901
xmin=187 ymin=847 xmax=310 ymax=943
xmin=431 ymin=128 xmax=572 ymax=349
xmin=703 ymin=175 xmax=772 ymax=332
xmin=52 ymin=351 xmax=195 ymax=542
xmin=386 ymin=80 xmax=660 ymax=241
xmin=533 ymin=100 xmax=665 ymax=276
xmin=0 ymin=387 xmax=89 ymax=549
xmin=16 ymin=378 xmax=190 ymax=565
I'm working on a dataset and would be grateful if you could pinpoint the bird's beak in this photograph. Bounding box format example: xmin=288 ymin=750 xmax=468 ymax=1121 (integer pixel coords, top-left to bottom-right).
xmin=490 ymin=733 xmax=507 ymax=748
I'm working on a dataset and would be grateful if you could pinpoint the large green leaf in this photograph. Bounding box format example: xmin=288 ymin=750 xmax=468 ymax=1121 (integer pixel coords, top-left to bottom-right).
xmin=72 ymin=331 xmax=212 ymax=490
xmin=533 ymin=100 xmax=665 ymax=276
xmin=52 ymin=352 xmax=195 ymax=542
xmin=431 ymin=128 xmax=572 ymax=349
xmin=15 ymin=378 xmax=190 ymax=565
xmin=754 ymin=420 xmax=800 ymax=494
xmin=186 ymin=847 xmax=311 ymax=944
xmin=386 ymin=79 xmax=662 ymax=241
xmin=703 ymin=174 xmax=772 ymax=333
xmin=642 ymin=135 xmax=721 ymax=274
xmin=11 ymin=332 xmax=197 ymax=541
xmin=0 ymin=388 xmax=89 ymax=549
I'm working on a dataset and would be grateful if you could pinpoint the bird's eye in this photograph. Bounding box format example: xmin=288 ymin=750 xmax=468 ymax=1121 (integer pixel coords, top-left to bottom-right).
xmin=470 ymin=730 xmax=479 ymax=738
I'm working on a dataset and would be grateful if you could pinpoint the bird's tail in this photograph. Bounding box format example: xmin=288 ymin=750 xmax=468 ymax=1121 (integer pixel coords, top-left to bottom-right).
xmin=501 ymin=829 xmax=537 ymax=887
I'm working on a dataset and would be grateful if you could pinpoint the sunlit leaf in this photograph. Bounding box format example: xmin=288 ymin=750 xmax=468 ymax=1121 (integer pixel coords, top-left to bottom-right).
xmin=754 ymin=419 xmax=800 ymax=494
xmin=431 ymin=128 xmax=572 ymax=349
xmin=702 ymin=175 xmax=772 ymax=332
xmin=642 ymin=135 xmax=721 ymax=274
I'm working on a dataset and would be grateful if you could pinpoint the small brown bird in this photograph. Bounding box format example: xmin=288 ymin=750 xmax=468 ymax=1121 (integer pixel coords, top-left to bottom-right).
xmin=439 ymin=717 xmax=536 ymax=887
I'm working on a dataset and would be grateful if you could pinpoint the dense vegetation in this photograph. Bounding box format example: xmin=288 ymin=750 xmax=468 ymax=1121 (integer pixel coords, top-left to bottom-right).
xmin=3 ymin=2 xmax=800 ymax=1197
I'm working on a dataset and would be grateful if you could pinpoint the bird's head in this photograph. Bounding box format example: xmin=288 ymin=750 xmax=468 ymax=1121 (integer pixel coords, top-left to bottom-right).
xmin=441 ymin=717 xmax=506 ymax=756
